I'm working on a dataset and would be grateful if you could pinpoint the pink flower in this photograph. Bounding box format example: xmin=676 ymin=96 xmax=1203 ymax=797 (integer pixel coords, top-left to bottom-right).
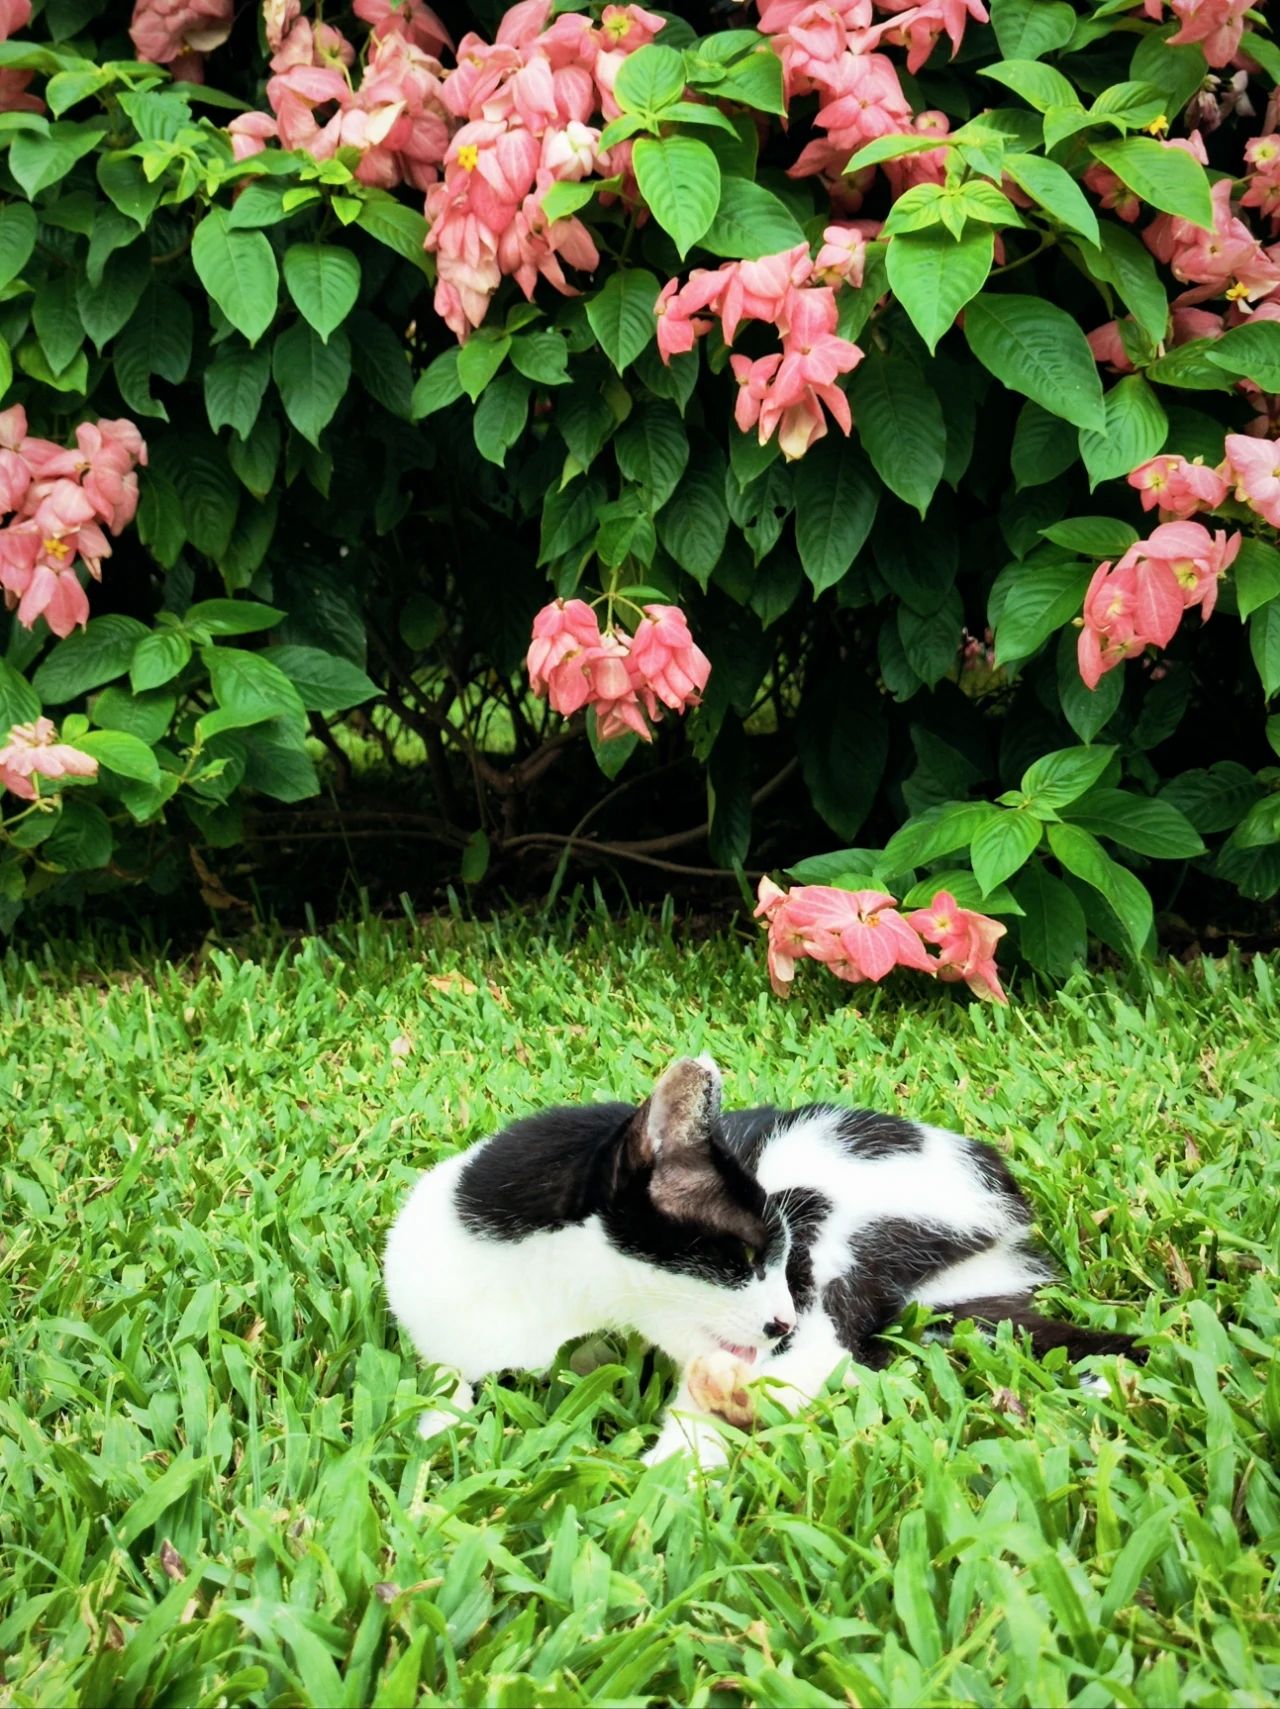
xmin=585 ymin=636 xmax=651 ymax=742
xmin=0 ymin=0 xmax=32 ymax=39
xmin=907 ymin=890 xmax=1008 ymax=1004
xmin=880 ymin=0 xmax=988 ymax=74
xmin=1224 ymin=431 xmax=1280 ymax=524
xmin=1134 ymin=519 xmax=1240 ymax=622
xmin=628 ymin=604 xmax=711 ymax=718
xmin=0 ymin=67 xmax=42 ymax=114
xmin=754 ymin=878 xmax=935 ymax=995
xmin=1087 ymin=321 xmax=1137 ymax=374
xmin=1077 ymin=560 xmax=1148 ymax=690
xmin=1128 ymin=453 xmax=1229 ymax=519
xmin=1146 ymin=178 xmax=1280 ymax=306
xmin=354 ymin=0 xmax=452 ymax=57
xmin=1166 ymin=0 xmax=1251 ymax=68
xmin=229 ymin=111 xmax=278 ymax=162
xmin=812 ymin=222 xmax=870 ymax=289
xmin=129 ymin=0 xmax=232 ymax=63
xmin=719 ymin=245 xmax=812 ymax=345
xmin=526 ymin=597 xmax=602 ymax=715
xmin=0 ymin=717 xmax=97 ymax=800
xmin=1084 ymin=163 xmax=1142 ymax=224
xmin=1242 ymin=135 xmax=1280 ymax=228
xmin=655 ymin=270 xmax=728 ymax=362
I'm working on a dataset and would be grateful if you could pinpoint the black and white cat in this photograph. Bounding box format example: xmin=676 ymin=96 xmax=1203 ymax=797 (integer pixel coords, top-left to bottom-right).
xmin=384 ymin=1055 xmax=1139 ymax=1465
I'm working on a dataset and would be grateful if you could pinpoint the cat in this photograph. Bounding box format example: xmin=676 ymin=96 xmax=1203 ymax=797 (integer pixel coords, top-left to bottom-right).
xmin=383 ymin=1055 xmax=1141 ymax=1466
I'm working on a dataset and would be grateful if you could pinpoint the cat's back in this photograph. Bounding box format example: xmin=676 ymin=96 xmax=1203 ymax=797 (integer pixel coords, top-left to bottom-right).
xmin=725 ymin=1102 xmax=1026 ymax=1232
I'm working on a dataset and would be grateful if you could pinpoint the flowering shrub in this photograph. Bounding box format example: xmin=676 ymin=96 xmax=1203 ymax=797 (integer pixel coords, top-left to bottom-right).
xmin=1 ymin=0 xmax=1279 ymax=987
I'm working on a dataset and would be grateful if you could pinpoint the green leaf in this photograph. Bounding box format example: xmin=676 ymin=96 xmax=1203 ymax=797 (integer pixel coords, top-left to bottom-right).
xmin=0 ymin=658 xmax=40 ymax=734
xmin=1021 ymin=743 xmax=1117 ymax=812
xmin=1078 ymin=375 xmax=1168 ymax=490
xmin=411 ymin=347 xmax=464 ymax=417
xmin=97 ymin=150 xmax=161 ymax=227
xmin=1130 ymin=28 xmax=1207 ymax=117
xmin=990 ymin=0 xmax=1075 ymax=60
xmin=460 ymin=827 xmax=491 ymax=883
xmin=32 ymin=616 xmax=147 ymax=703
xmin=886 ymin=227 xmax=993 ymax=355
xmin=200 ymin=645 xmax=305 ymax=736
xmin=585 ymin=269 xmax=660 ymax=372
xmin=964 ymin=293 xmax=1106 ymax=431
xmin=882 ymin=800 xmax=997 ymax=869
xmin=615 ymin=401 xmax=690 ymax=509
xmin=1089 ymin=136 xmax=1213 ymax=229
xmin=1077 ymin=221 xmax=1169 ymax=346
xmin=1041 ymin=517 xmax=1139 ymax=558
xmin=701 ymin=176 xmax=806 ymax=260
xmin=632 ymin=135 xmax=721 ymax=259
xmin=1061 ymin=786 xmax=1205 ymax=858
xmin=1250 ymin=596 xmax=1280 ymax=698
xmin=130 ymin=630 xmax=192 ymax=692
xmin=540 ymin=179 xmax=606 ymax=222
xmin=510 ymin=330 xmax=571 ymax=387
xmin=9 ymin=120 xmax=105 ymax=198
xmin=263 ymin=645 xmax=378 ymax=714
xmin=898 ymin=590 xmax=963 ymax=688
xmin=241 ymin=724 xmax=319 ymax=803
xmin=227 ymin=180 xmax=314 ymax=229
xmin=186 ymin=599 xmax=286 ymax=636
xmin=272 ymin=322 xmax=351 ymax=446
xmin=1047 ymin=821 xmax=1153 ymax=955
xmin=1145 ymin=338 xmax=1236 ymax=392
xmin=114 ymin=281 xmax=192 ymax=421
xmin=614 ymin=43 xmax=687 ymax=112
xmin=75 ymin=238 xmax=150 ymax=351
xmin=539 ymin=474 xmax=604 ymax=566
xmin=203 ymin=339 xmax=271 ymax=440
xmin=793 ymin=435 xmax=879 ymax=593
xmin=972 ymin=809 xmax=1042 ymax=894
xmin=1011 ymin=861 xmax=1087 ymax=976
xmin=850 ymin=352 xmax=945 ymax=517
xmin=587 ymin=707 xmax=639 ymax=780
xmin=472 ymin=372 xmax=530 ymax=467
xmin=1235 ymin=539 xmax=1280 ymax=620
xmin=17 ymin=340 xmax=87 ymax=394
xmin=73 ymin=728 xmax=160 ymax=785
xmin=797 ymin=671 xmax=887 ymax=841
xmin=282 ymin=244 xmax=361 ymax=343
xmin=845 ymin=133 xmax=955 ymax=175
xmin=167 ymin=440 xmax=239 ymax=560
xmin=1203 ymin=321 xmax=1280 ymax=392
xmin=44 ymin=797 xmax=112 ymax=870
xmin=1011 ymin=400 xmax=1080 ymax=490
xmin=656 ymin=437 xmax=729 ymax=588
xmin=31 ymin=271 xmax=84 ymax=376
xmin=457 ymin=334 xmax=511 ymax=401
xmin=1003 ymin=153 xmax=1099 ymax=246
xmin=227 ymin=411 xmax=280 ymax=499
xmin=1161 ymin=760 xmax=1263 ymax=833
xmin=900 ymin=871 xmax=1024 ymax=916
xmin=191 ymin=210 xmax=279 ymax=346
xmin=354 ymin=194 xmax=431 ymax=274
xmin=0 ymin=202 xmax=36 ymax=291
xmin=90 ymin=685 xmax=174 ymax=744
xmin=707 ymin=46 xmax=785 ymax=116
xmin=980 ymin=59 xmax=1078 ymax=113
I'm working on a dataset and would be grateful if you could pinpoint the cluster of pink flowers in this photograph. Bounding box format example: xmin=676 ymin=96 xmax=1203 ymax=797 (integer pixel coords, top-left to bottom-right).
xmin=1076 ymin=518 xmax=1240 ymax=690
xmin=0 ymin=718 xmax=97 ymax=802
xmin=754 ymin=0 xmax=978 ymax=198
xmin=657 ymin=240 xmax=868 ymax=460
xmin=0 ymin=0 xmax=42 ymax=114
xmin=0 ymin=409 xmax=147 ymax=639
xmin=228 ymin=0 xmax=453 ymax=196
xmin=1142 ymin=0 xmax=1252 ymax=69
xmin=129 ymin=0 xmax=232 ymax=82
xmin=755 ymin=878 xmax=1007 ymax=1002
xmin=526 ymin=597 xmax=710 ymax=742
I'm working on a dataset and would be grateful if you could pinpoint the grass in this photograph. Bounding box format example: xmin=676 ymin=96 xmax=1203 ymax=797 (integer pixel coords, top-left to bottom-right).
xmin=1 ymin=908 xmax=1278 ymax=1708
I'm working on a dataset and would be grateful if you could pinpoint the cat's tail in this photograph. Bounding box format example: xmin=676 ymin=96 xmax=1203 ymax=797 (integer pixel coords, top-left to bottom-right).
xmin=937 ymin=1293 xmax=1146 ymax=1364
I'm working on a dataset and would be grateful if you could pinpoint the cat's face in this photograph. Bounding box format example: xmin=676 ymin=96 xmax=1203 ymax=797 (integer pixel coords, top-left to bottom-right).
xmin=604 ymin=1057 xmax=797 ymax=1364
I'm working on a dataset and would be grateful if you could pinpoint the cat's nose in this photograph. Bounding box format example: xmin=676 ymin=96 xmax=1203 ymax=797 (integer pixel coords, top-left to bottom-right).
xmin=764 ymin=1317 xmax=794 ymax=1340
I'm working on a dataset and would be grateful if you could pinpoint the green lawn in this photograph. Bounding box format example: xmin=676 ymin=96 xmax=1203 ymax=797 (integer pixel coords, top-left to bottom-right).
xmin=2 ymin=913 xmax=1278 ymax=1708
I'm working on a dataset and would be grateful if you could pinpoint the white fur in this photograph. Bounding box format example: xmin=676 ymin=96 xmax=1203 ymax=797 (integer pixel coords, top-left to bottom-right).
xmin=385 ymin=1101 xmax=1042 ymax=1469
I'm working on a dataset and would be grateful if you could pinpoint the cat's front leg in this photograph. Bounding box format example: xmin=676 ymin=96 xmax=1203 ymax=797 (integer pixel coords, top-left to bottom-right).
xmin=642 ymin=1371 xmax=736 ymax=1470
xmin=417 ymin=1370 xmax=477 ymax=1441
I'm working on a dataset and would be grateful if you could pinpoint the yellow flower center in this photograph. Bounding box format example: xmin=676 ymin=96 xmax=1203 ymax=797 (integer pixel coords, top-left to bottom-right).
xmin=1226 ymin=281 xmax=1250 ymax=301
xmin=934 ymin=915 xmax=952 ymax=933
xmin=1145 ymin=114 xmax=1169 ymax=136
xmin=605 ymin=14 xmax=631 ymax=38
xmin=42 ymin=537 xmax=70 ymax=559
xmin=457 ymin=144 xmax=479 ymax=172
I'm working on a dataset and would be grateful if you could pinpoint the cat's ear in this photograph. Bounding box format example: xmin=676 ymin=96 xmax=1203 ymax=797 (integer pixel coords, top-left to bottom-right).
xmin=628 ymin=1055 xmax=722 ymax=1167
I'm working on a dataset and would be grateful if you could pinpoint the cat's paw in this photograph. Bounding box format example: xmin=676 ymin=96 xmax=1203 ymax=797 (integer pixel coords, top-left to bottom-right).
xmin=642 ymin=1419 xmax=729 ymax=1472
xmin=687 ymin=1350 xmax=756 ymax=1428
xmin=417 ymin=1378 xmax=474 ymax=1440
